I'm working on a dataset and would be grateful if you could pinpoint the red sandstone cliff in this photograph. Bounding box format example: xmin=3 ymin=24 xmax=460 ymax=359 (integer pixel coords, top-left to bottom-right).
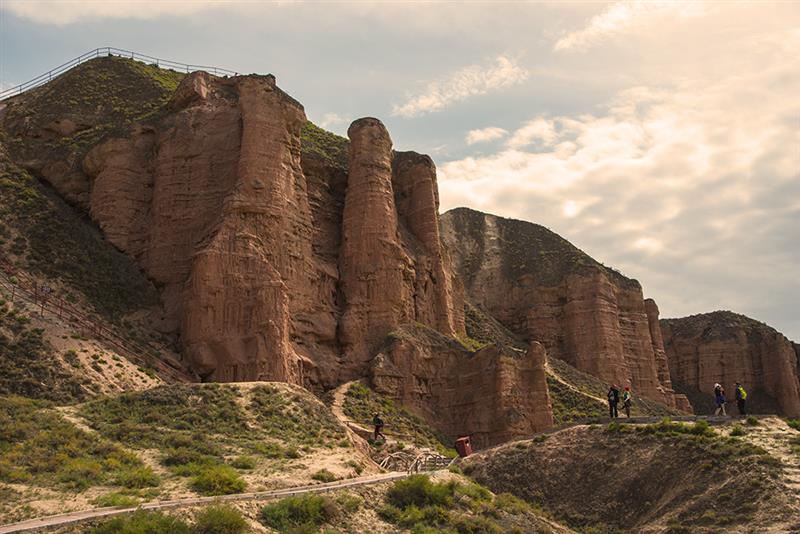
xmin=1 ymin=60 xmax=465 ymax=392
xmin=440 ymin=207 xmax=689 ymax=410
xmin=371 ymin=325 xmax=553 ymax=448
xmin=661 ymin=311 xmax=800 ymax=417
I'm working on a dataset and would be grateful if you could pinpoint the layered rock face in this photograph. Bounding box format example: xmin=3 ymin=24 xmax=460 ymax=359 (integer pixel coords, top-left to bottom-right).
xmin=7 ymin=62 xmax=464 ymax=388
xmin=441 ymin=207 xmax=688 ymax=410
xmin=661 ymin=311 xmax=800 ymax=417
xmin=371 ymin=325 xmax=553 ymax=448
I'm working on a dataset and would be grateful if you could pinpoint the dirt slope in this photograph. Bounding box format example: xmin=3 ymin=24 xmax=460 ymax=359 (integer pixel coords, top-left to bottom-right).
xmin=463 ymin=420 xmax=799 ymax=532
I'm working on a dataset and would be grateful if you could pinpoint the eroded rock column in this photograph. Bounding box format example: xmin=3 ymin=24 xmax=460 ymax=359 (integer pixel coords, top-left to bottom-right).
xmin=392 ymin=151 xmax=460 ymax=336
xmin=339 ymin=118 xmax=413 ymax=378
xmin=182 ymin=77 xmax=308 ymax=383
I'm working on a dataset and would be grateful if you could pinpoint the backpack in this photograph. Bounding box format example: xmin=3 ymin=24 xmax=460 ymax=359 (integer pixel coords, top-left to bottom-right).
xmin=738 ymin=386 xmax=747 ymax=400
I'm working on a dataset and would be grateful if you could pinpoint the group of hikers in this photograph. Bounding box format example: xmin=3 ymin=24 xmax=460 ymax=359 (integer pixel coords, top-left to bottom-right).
xmin=713 ymin=381 xmax=748 ymax=416
xmin=606 ymin=381 xmax=749 ymax=418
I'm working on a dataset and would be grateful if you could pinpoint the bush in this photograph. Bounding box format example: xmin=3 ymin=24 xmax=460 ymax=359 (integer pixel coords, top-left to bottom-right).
xmin=730 ymin=425 xmax=746 ymax=437
xmin=494 ymin=492 xmax=530 ymax=515
xmin=311 ymin=469 xmax=337 ymax=483
xmin=93 ymin=492 xmax=140 ymax=508
xmin=90 ymin=510 xmax=189 ymax=534
xmin=386 ymin=475 xmax=455 ymax=510
xmin=229 ymin=456 xmax=256 ymax=470
xmin=190 ymin=465 xmax=246 ymax=496
xmin=191 ymin=505 xmax=248 ymax=534
xmin=746 ymin=416 xmax=759 ymax=426
xmin=57 ymin=458 xmax=103 ymax=490
xmin=260 ymin=494 xmax=337 ymax=532
xmin=115 ymin=466 xmax=160 ymax=489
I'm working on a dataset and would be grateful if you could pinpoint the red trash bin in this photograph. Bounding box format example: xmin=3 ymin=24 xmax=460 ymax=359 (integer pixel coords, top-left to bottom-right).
xmin=455 ymin=436 xmax=472 ymax=457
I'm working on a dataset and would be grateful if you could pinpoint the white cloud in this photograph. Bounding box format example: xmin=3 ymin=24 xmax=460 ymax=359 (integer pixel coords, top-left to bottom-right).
xmin=391 ymin=56 xmax=528 ymax=118
xmin=506 ymin=118 xmax=557 ymax=149
xmin=440 ymin=25 xmax=800 ymax=338
xmin=466 ymin=127 xmax=508 ymax=145
xmin=317 ymin=113 xmax=347 ymax=129
xmin=554 ymin=0 xmax=707 ymax=52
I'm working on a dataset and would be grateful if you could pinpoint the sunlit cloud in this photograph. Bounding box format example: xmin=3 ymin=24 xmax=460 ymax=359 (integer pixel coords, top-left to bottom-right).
xmin=391 ymin=56 xmax=528 ymax=118
xmin=317 ymin=113 xmax=347 ymax=129
xmin=554 ymin=0 xmax=708 ymax=52
xmin=440 ymin=25 xmax=800 ymax=337
xmin=466 ymin=127 xmax=508 ymax=145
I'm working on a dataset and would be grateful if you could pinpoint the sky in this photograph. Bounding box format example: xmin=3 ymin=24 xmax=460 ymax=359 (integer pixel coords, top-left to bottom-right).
xmin=1 ymin=1 xmax=798 ymax=340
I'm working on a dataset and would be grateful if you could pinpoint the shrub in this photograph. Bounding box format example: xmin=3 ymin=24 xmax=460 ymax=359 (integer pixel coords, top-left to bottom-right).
xmin=386 ymin=475 xmax=454 ymax=509
xmin=730 ymin=425 xmax=746 ymax=437
xmin=787 ymin=419 xmax=800 ymax=431
xmin=190 ymin=465 xmax=246 ymax=496
xmin=191 ymin=505 xmax=248 ymax=534
xmin=746 ymin=416 xmax=759 ymax=426
xmin=260 ymin=494 xmax=337 ymax=532
xmin=494 ymin=492 xmax=530 ymax=514
xmin=114 ymin=466 xmax=160 ymax=489
xmin=229 ymin=456 xmax=256 ymax=470
xmin=57 ymin=458 xmax=103 ymax=490
xmin=311 ymin=469 xmax=337 ymax=483
xmin=90 ymin=510 xmax=189 ymax=534
xmin=93 ymin=492 xmax=140 ymax=508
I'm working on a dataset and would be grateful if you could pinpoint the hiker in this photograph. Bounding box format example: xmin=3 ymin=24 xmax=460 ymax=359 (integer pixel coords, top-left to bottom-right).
xmin=372 ymin=412 xmax=386 ymax=442
xmin=713 ymin=383 xmax=727 ymax=416
xmin=607 ymin=384 xmax=620 ymax=418
xmin=621 ymin=386 xmax=633 ymax=418
xmin=735 ymin=382 xmax=748 ymax=416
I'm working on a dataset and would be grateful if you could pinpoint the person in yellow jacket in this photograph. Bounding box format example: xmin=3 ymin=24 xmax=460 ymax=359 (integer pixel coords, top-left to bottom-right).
xmin=735 ymin=382 xmax=748 ymax=416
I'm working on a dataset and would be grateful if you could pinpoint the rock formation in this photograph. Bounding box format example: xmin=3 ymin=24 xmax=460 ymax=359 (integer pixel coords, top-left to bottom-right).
xmin=2 ymin=60 xmax=464 ymax=389
xmin=441 ymin=207 xmax=689 ymax=410
xmin=370 ymin=325 xmax=553 ymax=448
xmin=661 ymin=311 xmax=800 ymax=417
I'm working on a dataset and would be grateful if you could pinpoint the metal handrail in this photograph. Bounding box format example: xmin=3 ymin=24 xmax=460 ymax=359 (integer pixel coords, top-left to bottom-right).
xmin=0 ymin=47 xmax=239 ymax=101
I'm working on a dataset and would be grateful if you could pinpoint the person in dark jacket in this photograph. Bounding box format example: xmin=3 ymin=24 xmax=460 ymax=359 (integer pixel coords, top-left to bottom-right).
xmin=372 ymin=412 xmax=386 ymax=442
xmin=735 ymin=382 xmax=748 ymax=416
xmin=607 ymin=385 xmax=620 ymax=418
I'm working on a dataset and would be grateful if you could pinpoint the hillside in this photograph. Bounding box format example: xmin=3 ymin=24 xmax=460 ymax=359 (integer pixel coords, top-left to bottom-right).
xmin=662 ymin=311 xmax=800 ymax=417
xmin=464 ymin=418 xmax=800 ymax=532
xmin=0 ymin=383 xmax=372 ymax=524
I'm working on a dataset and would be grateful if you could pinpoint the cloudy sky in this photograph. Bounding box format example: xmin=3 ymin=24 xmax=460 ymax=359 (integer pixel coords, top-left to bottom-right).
xmin=1 ymin=1 xmax=798 ymax=340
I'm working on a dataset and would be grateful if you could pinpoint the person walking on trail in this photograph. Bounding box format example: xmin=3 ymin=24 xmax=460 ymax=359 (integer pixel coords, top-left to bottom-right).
xmin=607 ymin=384 xmax=620 ymax=418
xmin=713 ymin=383 xmax=727 ymax=416
xmin=621 ymin=386 xmax=633 ymax=418
xmin=735 ymin=382 xmax=748 ymax=416
xmin=372 ymin=412 xmax=386 ymax=442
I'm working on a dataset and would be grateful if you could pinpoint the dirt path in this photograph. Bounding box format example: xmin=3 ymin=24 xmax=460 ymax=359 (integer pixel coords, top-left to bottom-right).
xmin=0 ymin=472 xmax=413 ymax=534
xmin=545 ymin=361 xmax=607 ymax=404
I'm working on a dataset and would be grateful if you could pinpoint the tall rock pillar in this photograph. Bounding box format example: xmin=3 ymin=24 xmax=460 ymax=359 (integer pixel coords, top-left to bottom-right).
xmin=338 ymin=118 xmax=413 ymax=378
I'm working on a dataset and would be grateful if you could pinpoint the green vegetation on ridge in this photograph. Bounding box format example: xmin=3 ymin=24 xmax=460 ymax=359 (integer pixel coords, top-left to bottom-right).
xmin=0 ymin=301 xmax=88 ymax=403
xmin=0 ymin=396 xmax=157 ymax=492
xmin=0 ymin=153 xmax=159 ymax=321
